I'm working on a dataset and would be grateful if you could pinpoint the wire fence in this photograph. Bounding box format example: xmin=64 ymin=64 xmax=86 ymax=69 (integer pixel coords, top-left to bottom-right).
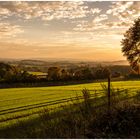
xmin=0 ymin=88 xmax=140 ymax=124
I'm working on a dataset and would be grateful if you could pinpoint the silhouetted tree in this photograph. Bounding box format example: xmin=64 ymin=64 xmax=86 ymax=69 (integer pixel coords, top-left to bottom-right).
xmin=74 ymin=67 xmax=93 ymax=80
xmin=0 ymin=62 xmax=38 ymax=83
xmin=47 ymin=67 xmax=61 ymax=81
xmin=94 ymin=67 xmax=110 ymax=79
xmin=60 ymin=69 xmax=70 ymax=81
xmin=121 ymin=17 xmax=140 ymax=74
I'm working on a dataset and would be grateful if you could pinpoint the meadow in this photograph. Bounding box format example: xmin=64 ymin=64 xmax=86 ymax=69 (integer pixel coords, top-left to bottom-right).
xmin=0 ymin=80 xmax=140 ymax=128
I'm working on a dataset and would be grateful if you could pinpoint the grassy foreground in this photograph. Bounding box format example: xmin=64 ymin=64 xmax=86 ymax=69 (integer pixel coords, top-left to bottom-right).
xmin=0 ymin=80 xmax=140 ymax=128
xmin=0 ymin=90 xmax=139 ymax=138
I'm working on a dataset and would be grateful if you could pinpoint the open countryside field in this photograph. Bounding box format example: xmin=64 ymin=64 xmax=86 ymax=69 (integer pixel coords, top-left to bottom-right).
xmin=28 ymin=71 xmax=47 ymax=78
xmin=28 ymin=71 xmax=47 ymax=76
xmin=0 ymin=80 xmax=140 ymax=128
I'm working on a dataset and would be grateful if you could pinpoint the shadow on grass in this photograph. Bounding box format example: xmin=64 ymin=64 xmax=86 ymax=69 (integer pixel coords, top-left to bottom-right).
xmin=0 ymin=89 xmax=139 ymax=138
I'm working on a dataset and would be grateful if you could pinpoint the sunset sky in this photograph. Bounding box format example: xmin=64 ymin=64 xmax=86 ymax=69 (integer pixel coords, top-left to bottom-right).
xmin=0 ymin=1 xmax=140 ymax=61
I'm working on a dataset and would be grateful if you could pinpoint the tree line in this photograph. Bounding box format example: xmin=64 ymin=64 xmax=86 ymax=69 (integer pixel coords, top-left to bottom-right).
xmin=0 ymin=62 xmax=139 ymax=85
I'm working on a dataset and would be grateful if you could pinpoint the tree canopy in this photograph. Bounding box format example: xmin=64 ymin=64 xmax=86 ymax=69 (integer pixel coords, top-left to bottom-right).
xmin=121 ymin=17 xmax=140 ymax=74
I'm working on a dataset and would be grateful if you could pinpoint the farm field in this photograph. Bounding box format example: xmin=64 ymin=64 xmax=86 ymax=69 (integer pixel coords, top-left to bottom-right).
xmin=0 ymin=80 xmax=140 ymax=128
xmin=28 ymin=71 xmax=47 ymax=78
xmin=28 ymin=71 xmax=47 ymax=76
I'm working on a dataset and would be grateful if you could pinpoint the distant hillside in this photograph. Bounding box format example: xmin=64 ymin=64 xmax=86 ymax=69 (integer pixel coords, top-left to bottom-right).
xmin=0 ymin=58 xmax=129 ymax=69
xmin=0 ymin=58 xmax=128 ymax=66
xmin=100 ymin=60 xmax=129 ymax=66
xmin=20 ymin=59 xmax=47 ymax=65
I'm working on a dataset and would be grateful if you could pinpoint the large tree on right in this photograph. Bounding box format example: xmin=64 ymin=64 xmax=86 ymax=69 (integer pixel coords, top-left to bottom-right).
xmin=121 ymin=17 xmax=140 ymax=74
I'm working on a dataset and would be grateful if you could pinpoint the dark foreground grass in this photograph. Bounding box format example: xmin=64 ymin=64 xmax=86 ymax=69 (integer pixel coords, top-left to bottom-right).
xmin=0 ymin=92 xmax=139 ymax=139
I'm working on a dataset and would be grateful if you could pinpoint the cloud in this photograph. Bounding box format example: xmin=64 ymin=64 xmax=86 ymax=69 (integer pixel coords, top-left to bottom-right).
xmin=90 ymin=8 xmax=101 ymax=15
xmin=106 ymin=2 xmax=140 ymax=23
xmin=0 ymin=7 xmax=10 ymax=15
xmin=73 ymin=20 xmax=130 ymax=36
xmin=73 ymin=13 xmax=109 ymax=31
xmin=93 ymin=14 xmax=108 ymax=23
xmin=0 ymin=1 xmax=134 ymax=61
xmin=73 ymin=1 xmax=140 ymax=34
xmin=0 ymin=22 xmax=24 ymax=38
xmin=0 ymin=1 xmax=105 ymax=23
xmin=0 ymin=1 xmax=93 ymax=21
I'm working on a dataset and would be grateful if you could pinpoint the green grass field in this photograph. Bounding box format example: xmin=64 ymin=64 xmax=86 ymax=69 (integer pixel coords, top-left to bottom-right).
xmin=28 ymin=71 xmax=47 ymax=76
xmin=0 ymin=80 xmax=140 ymax=128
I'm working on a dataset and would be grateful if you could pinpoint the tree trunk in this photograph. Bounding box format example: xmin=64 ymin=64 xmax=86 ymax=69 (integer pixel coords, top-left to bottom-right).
xmin=138 ymin=64 xmax=140 ymax=76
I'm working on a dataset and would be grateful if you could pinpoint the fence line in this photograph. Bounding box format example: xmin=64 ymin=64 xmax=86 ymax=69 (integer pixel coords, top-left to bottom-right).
xmin=0 ymin=88 xmax=139 ymax=123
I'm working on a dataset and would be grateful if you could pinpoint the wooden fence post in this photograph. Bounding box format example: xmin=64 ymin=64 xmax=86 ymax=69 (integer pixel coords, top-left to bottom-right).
xmin=108 ymin=74 xmax=111 ymax=111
